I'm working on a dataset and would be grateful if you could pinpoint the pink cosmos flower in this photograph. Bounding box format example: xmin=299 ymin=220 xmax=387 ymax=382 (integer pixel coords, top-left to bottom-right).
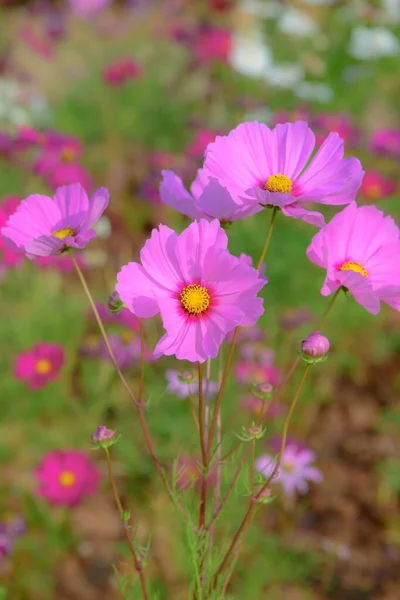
xmin=370 ymin=129 xmax=400 ymax=159
xmin=1 ymin=183 xmax=109 ymax=259
xmin=201 ymin=121 xmax=364 ymax=226
xmin=14 ymin=342 xmax=64 ymax=389
xmin=35 ymin=450 xmax=99 ymax=507
xmin=103 ymin=57 xmax=143 ymax=86
xmin=256 ymin=446 xmax=323 ymax=498
xmin=0 ymin=197 xmax=24 ymax=269
xmin=360 ymin=170 xmax=396 ymax=202
xmin=116 ymin=219 xmax=265 ymax=362
xmin=193 ymin=27 xmax=232 ymax=65
xmin=307 ymin=203 xmax=400 ymax=315
xmin=160 ymin=169 xmax=261 ymax=223
xmin=312 ymin=113 xmax=361 ymax=148
xmin=165 ymin=369 xmax=218 ymax=399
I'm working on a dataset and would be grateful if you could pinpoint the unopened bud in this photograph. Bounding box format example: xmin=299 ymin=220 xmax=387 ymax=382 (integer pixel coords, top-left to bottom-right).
xmin=177 ymin=370 xmax=196 ymax=384
xmin=247 ymin=425 xmax=263 ymax=439
xmin=253 ymin=381 xmax=275 ymax=399
xmin=108 ymin=291 xmax=124 ymax=314
xmin=91 ymin=425 xmax=117 ymax=448
xmin=300 ymin=331 xmax=330 ymax=364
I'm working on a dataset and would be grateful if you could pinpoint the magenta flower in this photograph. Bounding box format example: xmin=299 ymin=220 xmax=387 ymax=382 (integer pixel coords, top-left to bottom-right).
xmin=1 ymin=183 xmax=109 ymax=259
xmin=360 ymin=170 xmax=396 ymax=202
xmin=256 ymin=446 xmax=323 ymax=498
xmin=307 ymin=203 xmax=400 ymax=315
xmin=103 ymin=57 xmax=143 ymax=86
xmin=201 ymin=121 xmax=364 ymax=226
xmin=186 ymin=129 xmax=221 ymax=159
xmin=35 ymin=450 xmax=99 ymax=507
xmin=370 ymin=128 xmax=400 ymax=159
xmin=116 ymin=219 xmax=265 ymax=362
xmin=0 ymin=197 xmax=24 ymax=269
xmin=165 ymin=369 xmax=218 ymax=400
xmin=160 ymin=169 xmax=261 ymax=223
xmin=14 ymin=342 xmax=64 ymax=390
xmin=68 ymin=0 xmax=111 ymax=19
xmin=193 ymin=27 xmax=232 ymax=65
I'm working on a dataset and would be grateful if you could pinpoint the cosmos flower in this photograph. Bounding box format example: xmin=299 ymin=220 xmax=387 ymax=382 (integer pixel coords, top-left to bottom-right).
xmin=370 ymin=129 xmax=400 ymax=159
xmin=1 ymin=183 xmax=109 ymax=259
xmin=0 ymin=196 xmax=24 ymax=269
xmin=35 ymin=450 xmax=99 ymax=507
xmin=256 ymin=445 xmax=323 ymax=497
xmin=103 ymin=57 xmax=143 ymax=86
xmin=165 ymin=369 xmax=218 ymax=400
xmin=14 ymin=342 xmax=64 ymax=390
xmin=116 ymin=219 xmax=265 ymax=362
xmin=201 ymin=121 xmax=364 ymax=226
xmin=307 ymin=203 xmax=400 ymax=314
xmin=360 ymin=170 xmax=396 ymax=202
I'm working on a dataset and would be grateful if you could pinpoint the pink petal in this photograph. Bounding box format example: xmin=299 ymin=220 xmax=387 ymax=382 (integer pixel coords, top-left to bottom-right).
xmin=273 ymin=121 xmax=315 ymax=179
xmin=139 ymin=225 xmax=182 ymax=291
xmin=116 ymin=262 xmax=160 ymax=318
xmin=160 ymin=170 xmax=201 ymax=219
xmin=282 ymin=203 xmax=325 ymax=227
xmin=53 ymin=183 xmax=89 ymax=230
xmin=81 ymin=187 xmax=109 ymax=229
xmin=25 ymin=235 xmax=65 ymax=258
xmin=337 ymin=270 xmax=380 ymax=315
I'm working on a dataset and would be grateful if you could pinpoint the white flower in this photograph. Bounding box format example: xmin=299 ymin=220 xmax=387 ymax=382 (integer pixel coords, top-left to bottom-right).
xmin=349 ymin=26 xmax=400 ymax=60
xmin=278 ymin=7 xmax=319 ymax=38
xmin=264 ymin=62 xmax=304 ymax=89
xmin=294 ymin=81 xmax=333 ymax=103
xmin=230 ymin=30 xmax=273 ymax=78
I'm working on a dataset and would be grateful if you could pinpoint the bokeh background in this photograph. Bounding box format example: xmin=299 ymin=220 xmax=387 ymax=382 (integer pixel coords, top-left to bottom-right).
xmin=0 ymin=0 xmax=400 ymax=599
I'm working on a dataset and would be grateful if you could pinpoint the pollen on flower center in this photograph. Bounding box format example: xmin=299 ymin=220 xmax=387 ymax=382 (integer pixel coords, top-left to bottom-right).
xmin=264 ymin=173 xmax=293 ymax=194
xmin=52 ymin=227 xmax=76 ymax=239
xmin=35 ymin=359 xmax=52 ymax=374
xmin=59 ymin=471 xmax=76 ymax=487
xmin=61 ymin=147 xmax=76 ymax=163
xmin=339 ymin=261 xmax=368 ymax=278
xmin=180 ymin=284 xmax=210 ymax=315
xmin=283 ymin=462 xmax=294 ymax=474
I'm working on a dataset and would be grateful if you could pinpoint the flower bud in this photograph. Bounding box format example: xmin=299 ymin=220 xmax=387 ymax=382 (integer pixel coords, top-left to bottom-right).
xmin=108 ymin=291 xmax=124 ymax=314
xmin=177 ymin=370 xmax=196 ymax=384
xmin=91 ymin=425 xmax=117 ymax=448
xmin=247 ymin=425 xmax=263 ymax=439
xmin=253 ymin=381 xmax=275 ymax=399
xmin=300 ymin=331 xmax=330 ymax=364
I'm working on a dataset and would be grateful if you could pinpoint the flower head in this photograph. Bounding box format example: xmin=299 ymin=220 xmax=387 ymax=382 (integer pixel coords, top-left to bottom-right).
xmin=0 ymin=197 xmax=24 ymax=269
xmin=370 ymin=129 xmax=400 ymax=159
xmin=116 ymin=219 xmax=265 ymax=362
xmin=201 ymin=121 xmax=364 ymax=226
xmin=360 ymin=170 xmax=396 ymax=201
xmin=14 ymin=343 xmax=64 ymax=389
xmin=35 ymin=450 xmax=99 ymax=507
xmin=103 ymin=57 xmax=143 ymax=86
xmin=2 ymin=183 xmax=109 ymax=259
xmin=307 ymin=203 xmax=400 ymax=315
xmin=91 ymin=425 xmax=117 ymax=448
xmin=301 ymin=331 xmax=330 ymax=363
xmin=165 ymin=369 xmax=218 ymax=400
xmin=256 ymin=445 xmax=323 ymax=498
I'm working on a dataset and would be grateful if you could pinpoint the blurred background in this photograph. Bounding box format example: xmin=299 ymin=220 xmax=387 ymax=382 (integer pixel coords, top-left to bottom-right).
xmin=0 ymin=0 xmax=399 ymax=599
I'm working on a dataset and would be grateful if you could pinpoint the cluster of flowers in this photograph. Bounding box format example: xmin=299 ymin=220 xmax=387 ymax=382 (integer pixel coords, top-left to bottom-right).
xmin=2 ymin=119 xmax=400 ymax=505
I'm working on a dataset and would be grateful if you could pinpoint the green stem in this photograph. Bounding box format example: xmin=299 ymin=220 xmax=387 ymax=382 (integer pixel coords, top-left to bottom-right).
xmin=255 ymin=206 xmax=279 ymax=270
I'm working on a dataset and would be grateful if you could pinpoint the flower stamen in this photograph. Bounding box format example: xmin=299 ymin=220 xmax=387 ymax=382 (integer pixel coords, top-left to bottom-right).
xmin=59 ymin=471 xmax=76 ymax=487
xmin=339 ymin=261 xmax=368 ymax=278
xmin=35 ymin=359 xmax=52 ymax=374
xmin=264 ymin=174 xmax=293 ymax=194
xmin=180 ymin=284 xmax=210 ymax=315
xmin=52 ymin=227 xmax=75 ymax=239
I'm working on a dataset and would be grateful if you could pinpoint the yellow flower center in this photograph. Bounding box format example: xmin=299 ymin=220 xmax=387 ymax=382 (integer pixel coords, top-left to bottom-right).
xmin=59 ymin=471 xmax=76 ymax=487
xmin=339 ymin=261 xmax=368 ymax=278
xmin=264 ymin=173 xmax=293 ymax=194
xmin=120 ymin=329 xmax=134 ymax=344
xmin=61 ymin=147 xmax=76 ymax=163
xmin=283 ymin=462 xmax=294 ymax=474
xmin=35 ymin=359 xmax=52 ymax=374
xmin=367 ymin=184 xmax=381 ymax=199
xmin=52 ymin=227 xmax=76 ymax=239
xmin=180 ymin=284 xmax=210 ymax=315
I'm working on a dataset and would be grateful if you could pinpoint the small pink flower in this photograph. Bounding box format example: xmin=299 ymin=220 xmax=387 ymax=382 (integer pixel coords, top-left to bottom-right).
xmin=235 ymin=361 xmax=280 ymax=387
xmin=116 ymin=219 xmax=265 ymax=362
xmin=14 ymin=343 xmax=64 ymax=389
xmin=2 ymin=183 xmax=109 ymax=259
xmin=193 ymin=27 xmax=232 ymax=65
xmin=312 ymin=113 xmax=361 ymax=148
xmin=256 ymin=446 xmax=323 ymax=498
xmin=186 ymin=129 xmax=220 ymax=159
xmin=103 ymin=57 xmax=143 ymax=86
xmin=68 ymin=0 xmax=111 ymax=19
xmin=35 ymin=450 xmax=99 ymax=507
xmin=165 ymin=369 xmax=218 ymax=399
xmin=0 ymin=197 xmax=24 ymax=269
xmin=307 ymin=203 xmax=400 ymax=315
xmin=202 ymin=121 xmax=364 ymax=226
xmin=370 ymin=129 xmax=400 ymax=159
xmin=360 ymin=170 xmax=396 ymax=202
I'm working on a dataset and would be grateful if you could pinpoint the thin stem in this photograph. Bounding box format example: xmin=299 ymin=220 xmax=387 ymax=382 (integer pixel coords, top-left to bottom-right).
xmin=69 ymin=250 xmax=189 ymax=523
xmin=250 ymin=440 xmax=255 ymax=495
xmin=104 ymin=448 xmax=149 ymax=600
xmin=198 ymin=363 xmax=207 ymax=529
xmin=138 ymin=318 xmax=146 ymax=403
xmin=212 ymin=365 xmax=311 ymax=587
xmin=189 ymin=396 xmax=200 ymax=432
xmin=220 ymin=440 xmax=242 ymax=463
xmin=316 ymin=287 xmax=342 ymax=330
xmin=255 ymin=206 xmax=279 ymax=270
